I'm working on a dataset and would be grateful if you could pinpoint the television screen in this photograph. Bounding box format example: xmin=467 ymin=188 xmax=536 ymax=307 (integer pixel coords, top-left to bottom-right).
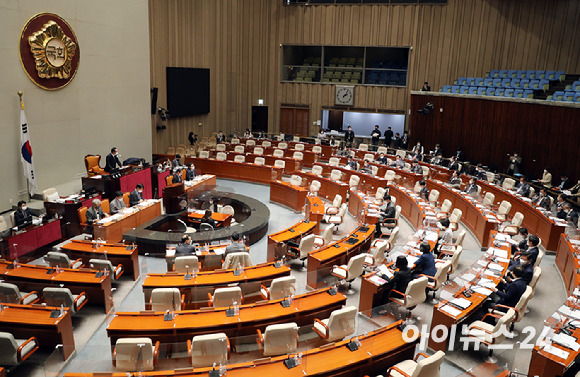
xmin=166 ymin=67 xmax=210 ymax=117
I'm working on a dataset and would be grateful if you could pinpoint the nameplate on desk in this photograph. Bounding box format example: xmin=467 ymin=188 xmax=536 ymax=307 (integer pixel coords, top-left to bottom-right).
xmin=50 ymin=310 xmax=62 ymax=318
xmin=6 ymin=264 xmax=14 ymax=270
xmin=289 ymin=229 xmax=295 ymax=232
xmin=208 ymin=370 xmax=220 ymax=377
xmin=274 ymin=261 xmax=283 ymax=268
xmin=346 ymin=238 xmax=359 ymax=245
xmin=226 ymin=308 xmax=235 ymax=317
xmin=283 ymin=357 xmax=298 ymax=369
xmin=125 ymin=246 xmax=134 ymax=250
xmin=95 ymin=271 xmax=104 ymax=278
xmin=163 ymin=312 xmax=174 ymax=321
xmin=358 ymin=226 xmax=370 ymax=232
xmin=46 ymin=269 xmax=55 ymax=274
xmin=280 ymin=299 xmax=291 ymax=308
xmin=328 ymin=288 xmax=337 ymax=296
xmin=346 ymin=340 xmax=359 ymax=352
xmin=233 ymin=269 xmax=242 ymax=276
xmin=184 ymin=273 xmax=192 ymax=280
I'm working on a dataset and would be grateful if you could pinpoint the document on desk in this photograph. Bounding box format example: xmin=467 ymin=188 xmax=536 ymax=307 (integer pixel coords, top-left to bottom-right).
xmin=543 ymin=344 xmax=570 ymax=360
xmin=477 ymin=278 xmax=496 ymax=289
xmin=552 ymin=333 xmax=580 ymax=352
xmin=487 ymin=262 xmax=504 ymax=272
xmin=368 ymin=274 xmax=387 ymax=286
xmin=450 ymin=297 xmax=472 ymax=310
xmin=213 ymin=247 xmax=226 ymax=255
xmin=460 ymin=273 xmax=476 ymax=283
xmin=486 ymin=247 xmax=508 ymax=259
xmin=440 ymin=304 xmax=462 ymax=317
xmin=472 ymin=286 xmax=493 ymax=297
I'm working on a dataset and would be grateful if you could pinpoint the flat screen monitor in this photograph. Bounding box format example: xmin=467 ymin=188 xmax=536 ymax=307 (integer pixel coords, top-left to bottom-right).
xmin=166 ymin=67 xmax=210 ymax=117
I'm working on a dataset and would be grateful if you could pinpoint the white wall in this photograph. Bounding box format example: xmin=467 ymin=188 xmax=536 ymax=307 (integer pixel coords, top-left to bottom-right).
xmin=0 ymin=0 xmax=151 ymax=212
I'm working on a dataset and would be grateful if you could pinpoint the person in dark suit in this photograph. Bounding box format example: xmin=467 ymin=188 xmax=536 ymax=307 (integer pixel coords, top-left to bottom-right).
xmin=505 ymin=253 xmax=534 ymax=285
xmin=109 ymin=191 xmax=126 ymax=215
xmin=129 ymin=184 xmax=144 ymax=207
xmin=346 ymin=156 xmax=359 ymax=170
xmin=448 ymin=156 xmax=460 ymax=172
xmin=224 ymin=232 xmax=247 ymax=256
xmin=474 ymin=164 xmax=488 ymax=181
xmin=176 ymin=235 xmax=196 ymax=255
xmin=14 ymin=201 xmax=33 ymax=228
xmin=344 ymin=126 xmax=355 ymax=148
xmin=421 ymin=82 xmax=431 ymax=91
xmin=489 ymin=266 xmax=527 ymax=310
xmin=506 ymin=152 xmax=522 ymax=176
xmin=216 ymin=131 xmax=225 ymax=143
xmin=376 ymin=195 xmax=396 ymax=238
xmin=393 ymin=133 xmax=402 ymax=149
xmin=430 ymin=144 xmax=442 ymax=157
xmin=464 ymin=177 xmax=479 ymax=195
xmin=390 ymin=155 xmax=405 ymax=169
xmin=533 ymin=188 xmax=551 ymax=210
xmin=448 ymin=171 xmax=462 ymax=188
xmin=172 ymin=169 xmax=183 ymax=184
xmin=105 ymin=147 xmax=122 ymax=173
xmin=375 ymin=153 xmax=388 ymax=165
xmin=200 ymin=210 xmax=216 ymax=228
xmin=371 ymin=125 xmax=381 ymax=148
xmin=380 ymin=255 xmax=414 ymax=308
xmin=412 ymin=242 xmax=437 ymax=277
xmin=557 ymin=175 xmax=573 ymax=190
xmin=411 ymin=162 xmax=423 ymax=175
xmin=419 ymin=180 xmax=429 ymax=201
xmin=172 ymin=154 xmax=181 ymax=168
xmin=514 ymin=177 xmax=530 ymax=197
xmin=455 ymin=147 xmax=465 ymax=162
xmin=186 ymin=163 xmax=197 ymax=180
xmin=558 ymin=203 xmax=579 ymax=227
xmin=384 ymin=127 xmax=394 ymax=147
xmin=522 ymin=235 xmax=540 ymax=266
xmin=188 ymin=131 xmax=196 ymax=146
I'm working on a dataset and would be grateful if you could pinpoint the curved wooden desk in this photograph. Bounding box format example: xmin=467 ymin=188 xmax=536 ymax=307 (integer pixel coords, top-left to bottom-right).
xmin=305 ymin=196 xmax=325 ymax=231
xmin=226 ymin=153 xmax=300 ymax=174
xmin=59 ymin=240 xmax=140 ymax=280
xmin=184 ymin=157 xmax=282 ymax=184
xmin=388 ymin=185 xmax=429 ymax=230
xmin=266 ymin=220 xmax=317 ymax=262
xmin=555 ymin=234 xmax=580 ymax=295
xmin=348 ymin=189 xmax=381 ymax=225
xmin=269 ymin=180 xmax=308 ymax=212
xmin=293 ymin=171 xmax=349 ymax=202
xmin=143 ymin=262 xmax=291 ymax=309
xmin=0 ymin=260 xmax=113 ymax=312
xmin=94 ymin=200 xmax=162 ymax=243
xmin=108 ymin=287 xmax=345 ymax=346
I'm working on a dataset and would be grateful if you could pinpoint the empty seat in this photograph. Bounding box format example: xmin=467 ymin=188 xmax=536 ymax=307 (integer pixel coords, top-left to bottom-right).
xmin=150 ymin=288 xmax=183 ymax=311
xmin=113 ymin=337 xmax=159 ymax=372
xmin=466 ymin=309 xmax=515 ymax=363
xmin=496 ymin=200 xmax=512 ymax=221
xmin=43 ymin=287 xmax=87 ymax=314
xmin=90 ymin=259 xmax=124 ymax=280
xmin=273 ymin=149 xmax=284 ymax=158
xmin=328 ymin=157 xmax=340 ymax=166
xmin=174 ymin=255 xmax=200 ymax=274
xmin=234 ymin=155 xmax=245 ymax=163
xmin=483 ymin=192 xmax=495 ymax=207
xmin=44 ymin=251 xmax=83 ymax=269
xmin=234 ymin=145 xmax=244 ymax=154
xmin=502 ymin=177 xmax=516 ymax=190
xmin=190 ymin=333 xmax=229 ymax=368
xmin=325 ymin=194 xmax=343 ymax=215
xmin=257 ymin=323 xmax=298 ymax=356
xmin=289 ymin=174 xmax=303 ymax=186
xmin=476 ymin=87 xmax=487 ymax=96
xmin=386 ymin=351 xmax=445 ymax=377
xmin=278 ymin=142 xmax=288 ymax=149
xmin=313 ymin=305 xmax=357 ymax=342
xmin=311 ymin=165 xmax=323 ymax=176
xmin=215 ymin=152 xmax=227 ymax=161
xmin=468 ymin=86 xmax=477 ymax=95
xmin=245 ymin=139 xmax=256 ymax=146
xmin=448 ymin=208 xmax=463 ymax=231
xmin=42 ymin=187 xmax=60 ymax=201
xmin=358 ymin=143 xmax=369 ymax=151
xmin=331 ymin=254 xmax=366 ymax=294
xmin=199 ymin=150 xmax=209 ymax=159
xmin=209 ymin=287 xmax=243 ymax=308
xmin=314 ymin=224 xmax=334 ymax=247
xmin=216 ymin=144 xmax=226 ymax=152
xmin=0 ymin=332 xmax=39 ymax=366
xmin=253 ymin=147 xmax=264 ymax=155
xmin=294 ymin=143 xmax=305 ymax=151
xmin=0 ymin=282 xmax=39 ymax=305
xmin=309 ymin=180 xmax=321 ymax=196
xmin=500 ymin=211 xmax=524 ymax=234
xmin=261 ymin=140 xmax=271 ymax=147
xmin=274 ymin=159 xmax=285 ymax=169
xmin=260 ymin=276 xmax=296 ymax=301
xmin=292 ymin=151 xmax=303 ymax=160
xmin=312 ymin=146 xmax=322 ymax=154
xmin=230 ymin=138 xmax=240 ymax=144
xmin=254 ymin=157 xmax=265 ymax=166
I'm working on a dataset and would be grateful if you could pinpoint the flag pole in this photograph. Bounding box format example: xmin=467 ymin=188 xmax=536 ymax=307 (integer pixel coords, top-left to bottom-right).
xmin=18 ymin=91 xmax=23 ymax=109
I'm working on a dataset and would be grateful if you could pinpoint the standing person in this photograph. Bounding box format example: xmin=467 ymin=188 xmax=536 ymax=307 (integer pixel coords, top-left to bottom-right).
xmin=393 ymin=133 xmax=402 ymax=149
xmin=105 ymin=147 xmax=122 ymax=173
xmin=384 ymin=126 xmax=394 ymax=147
xmin=537 ymin=168 xmax=552 ymax=188
xmin=371 ymin=125 xmax=381 ymax=149
xmin=506 ymin=151 xmax=522 ymax=176
xmin=14 ymin=201 xmax=33 ymax=228
xmin=455 ymin=147 xmax=465 ymax=161
xmin=401 ymin=131 xmax=409 ymax=150
xmin=129 ymin=183 xmax=144 ymax=206
xmin=110 ymin=191 xmax=127 ymax=215
xmin=243 ymin=128 xmax=252 ymax=138
xmin=188 ymin=131 xmax=196 ymax=146
xmin=344 ymin=126 xmax=355 ymax=148
xmin=421 ymin=82 xmax=431 ymax=91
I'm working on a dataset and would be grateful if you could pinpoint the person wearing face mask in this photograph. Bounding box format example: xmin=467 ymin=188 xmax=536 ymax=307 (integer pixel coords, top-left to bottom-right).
xmin=129 ymin=183 xmax=145 ymax=207
xmin=537 ymin=168 xmax=552 ymax=188
xmin=105 ymin=147 xmax=122 ymax=173
xmin=558 ymin=203 xmax=579 ymax=228
xmin=533 ymin=188 xmax=551 ymax=210
xmin=14 ymin=200 xmax=33 ymax=228
xmin=506 ymin=252 xmax=534 ymax=285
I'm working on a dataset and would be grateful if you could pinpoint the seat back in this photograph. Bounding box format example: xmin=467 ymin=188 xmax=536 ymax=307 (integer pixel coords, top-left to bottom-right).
xmin=483 ymin=192 xmax=495 ymax=206
xmin=534 ymin=248 xmax=545 ymax=268
xmin=319 ymin=224 xmax=334 ymax=245
xmin=0 ymin=332 xmax=22 ymax=365
xmin=278 ymin=142 xmax=288 ymax=149
xmin=310 ymin=180 xmax=321 ymax=194
xmin=89 ymin=259 xmax=116 ymax=278
xmin=377 ymin=146 xmax=388 ymax=154
xmin=268 ymin=276 xmax=296 ymax=300
xmin=385 ymin=170 xmax=396 ymax=181
xmin=292 ymin=151 xmax=303 ymax=160
xmin=212 ymin=287 xmax=242 ymax=308
xmin=330 ymin=169 xmax=342 ymax=181
xmin=432 ymin=261 xmax=452 ymax=290
xmin=174 ymin=256 xmax=199 ymax=274
xmin=199 ymin=150 xmax=210 ymax=159
xmin=42 ymin=287 xmax=75 ymax=312
xmin=274 ymin=160 xmax=285 ymax=169
xmin=262 ymin=323 xmax=298 ymax=356
xmin=529 ymin=267 xmax=542 ymax=294
xmin=449 ymin=208 xmax=462 ymax=223
xmin=371 ymin=165 xmax=379 ymax=176
xmin=101 ymin=199 xmax=110 ymax=215
xmin=337 ymin=203 xmax=348 ymax=218
xmin=290 ymin=175 xmax=303 ymax=186
xmin=299 ymin=234 xmax=316 ymax=259
xmin=349 ymin=175 xmax=360 ymax=188
xmin=455 ymin=230 xmax=467 ymax=246
xmin=389 ymin=225 xmax=400 ymax=244
xmin=332 ymin=194 xmax=343 ymax=208
xmin=363 ymin=153 xmax=374 ymax=161
xmin=115 ymin=337 xmax=154 ymax=372
xmin=312 ymin=146 xmax=322 ymax=154
xmin=234 ymin=145 xmax=244 ymax=154
xmin=311 ymin=165 xmax=323 ymax=176
xmin=216 ymin=144 xmax=226 ymax=151
xmin=261 ymin=141 xmax=271 ymax=147
xmin=514 ymin=286 xmax=533 ymax=323
xmin=511 ymin=212 xmax=524 ymax=226
xmin=0 ymin=217 xmax=7 ymax=232
xmin=502 ymin=178 xmax=516 ymax=190
xmin=191 ymin=333 xmax=229 ymax=368
xmin=84 ymin=155 xmax=104 ymax=176
xmin=230 ymin=138 xmax=240 ymax=144
xmin=395 ymin=149 xmax=406 ymax=159
xmin=376 ymin=187 xmax=386 ymax=200
xmin=78 ymin=207 xmax=88 ymax=224
xmin=498 ymin=200 xmax=512 ymax=216
xmin=216 ymin=152 xmax=227 ymax=161
xmin=200 ymin=223 xmax=214 ymax=231
xmin=404 ymin=276 xmax=428 ymax=308
xmin=165 ymin=175 xmax=174 ymax=186
xmin=492 ymin=309 xmax=516 ymax=344
xmin=150 ymin=288 xmax=181 ymax=311
xmin=273 ymin=149 xmax=284 ymax=158
xmin=220 ymin=205 xmax=235 ymax=216
xmin=449 ymin=246 xmax=463 ymax=273
xmin=371 ymin=241 xmax=389 ymax=264
xmin=0 ymin=282 xmax=22 ymax=303
xmin=246 ymin=139 xmax=256 ymax=146
xmin=234 ymin=155 xmax=245 ymax=163
xmin=345 ymin=254 xmax=366 ymax=281
xmin=326 ymin=306 xmax=357 ymax=342
xmin=45 ymin=251 xmax=73 ymax=268
xmin=42 ymin=187 xmax=59 ymax=201
xmin=295 ymin=143 xmax=304 ymax=151
xmin=414 ymin=350 xmax=445 ymax=377
xmin=253 ymin=147 xmax=264 ymax=155
xmin=358 ymin=143 xmax=368 ymax=151
xmin=429 ymin=189 xmax=440 ymax=205
xmin=222 ymin=252 xmax=253 ymax=269
xmin=440 ymin=199 xmax=452 ymax=213
xmin=254 ymin=157 xmax=265 ymax=165
xmin=329 ymin=157 xmax=340 ymax=166
xmin=167 ymin=147 xmax=176 ymax=154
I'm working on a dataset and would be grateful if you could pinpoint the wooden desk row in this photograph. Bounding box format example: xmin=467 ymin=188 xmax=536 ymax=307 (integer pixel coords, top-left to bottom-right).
xmin=165 ymin=243 xmax=249 ymax=272
xmin=43 ymin=193 xmax=101 ymax=238
xmin=201 ymin=146 xmax=317 ymax=168
xmin=94 ymin=200 xmax=162 ymax=243
xmin=67 ymin=321 xmax=416 ymax=377
xmin=108 ymin=287 xmax=345 ymax=346
xmin=184 ymin=157 xmax=283 ymax=184
xmin=2 ymin=219 xmax=62 ymax=260
xmin=267 ymin=220 xmax=317 ymax=262
xmin=269 ymin=180 xmax=308 ymax=212
xmin=556 ymin=234 xmax=580 ymax=296
xmin=238 ymin=137 xmax=337 ymax=159
xmin=292 ymin=171 xmax=349 ymax=202
xmin=142 ymin=262 xmax=291 ymax=309
xmin=0 ymin=260 xmax=113 ymax=313
xmin=82 ymin=165 xmax=153 ymax=201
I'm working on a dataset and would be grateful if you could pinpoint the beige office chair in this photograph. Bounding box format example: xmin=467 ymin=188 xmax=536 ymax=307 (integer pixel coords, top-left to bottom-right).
xmin=222 ymin=252 xmax=253 ymax=269
xmin=294 ymin=143 xmax=304 ymax=151
xmin=375 ymin=187 xmax=386 ymax=204
xmin=495 ymin=286 xmax=533 ymax=336
xmin=358 ymin=143 xmax=369 ymax=151
xmin=364 ymin=239 xmax=390 ymax=267
xmin=208 ymin=287 xmax=243 ymax=308
xmin=389 ymin=276 xmax=428 ymax=322
xmin=425 ymin=260 xmax=452 ymax=303
xmin=0 ymin=332 xmax=39 ymax=366
xmin=313 ymin=305 xmax=357 ymax=342
xmin=42 ymin=187 xmax=60 ymax=201
xmin=421 ymin=166 xmax=430 ymax=177
xmin=436 ymin=245 xmax=463 ymax=279
xmin=448 ymin=208 xmax=463 ymax=231
xmin=439 ymin=230 xmax=466 ymax=255
xmin=274 ymin=159 xmax=285 ymax=169
xmin=215 ymin=152 xmax=227 ymax=161
xmin=436 ymin=199 xmax=453 ymax=218
xmin=482 ymin=192 xmax=495 ymax=207
xmin=467 ymin=309 xmax=516 ymax=363
xmin=331 ymin=254 xmax=366 ymax=295
xmin=261 ymin=140 xmax=271 ymax=147
xmin=312 ymin=146 xmax=322 ymax=154
xmin=309 ymin=180 xmax=321 ymax=196
xmin=314 ymin=224 xmax=334 ymax=247
xmin=289 ymin=234 xmax=315 ymax=268
xmin=254 ymin=157 xmax=265 ymax=166
xmin=327 ymin=203 xmax=348 ymax=232
xmin=502 ymin=177 xmax=516 ymax=190
xmin=385 ymin=170 xmax=396 ymax=184
xmin=150 ymin=288 xmax=183 ymax=311
xmin=190 ymin=333 xmax=229 ymax=368
xmin=325 ymin=194 xmax=343 ymax=215
xmin=278 ymin=142 xmax=288 ymax=149
xmin=428 ymin=189 xmax=440 ymax=207
xmin=0 ymin=282 xmax=39 ymax=305
xmin=216 ymin=144 xmax=226 ymax=152
xmin=289 ymin=175 xmax=303 ymax=187
xmin=90 ymin=259 xmax=124 ymax=281
xmin=496 ymin=200 xmax=512 ymax=221
xmin=364 ymin=153 xmax=374 ymax=161
xmin=349 ymin=175 xmax=360 ymax=190
xmin=377 ymin=146 xmax=388 ymax=154
xmin=253 ymin=146 xmax=264 ymax=155
xmin=257 ymin=323 xmax=299 ymax=356
xmin=404 ymin=163 xmax=412 ymax=172
xmin=311 ymin=165 xmax=324 ymax=176
xmin=260 ymin=276 xmax=296 ymax=301
xmin=395 ymin=149 xmax=406 ymax=159
xmin=0 ymin=217 xmax=8 ymax=233
xmin=273 ymin=149 xmax=284 ymax=158
xmin=534 ymin=249 xmax=545 ymax=268
xmin=234 ymin=155 xmax=245 ymax=163
xmin=113 ymin=337 xmax=159 ymax=372
xmin=42 ymin=287 xmax=87 ymax=315
xmin=199 ymin=150 xmax=210 ymax=159
xmin=329 ymin=157 xmax=340 ymax=167
xmin=500 ymin=211 xmax=523 ymax=234
xmin=44 ymin=251 xmax=83 ymax=269
xmin=230 ymin=138 xmax=240 ymax=144
xmin=246 ymin=139 xmax=256 ymax=146
xmin=292 ymin=151 xmax=303 ymax=160
xmin=174 ymin=256 xmax=200 ymax=274
xmin=371 ymin=165 xmax=379 ymax=176
xmin=330 ymin=169 xmax=342 ymax=181
xmin=386 ymin=351 xmax=445 ymax=377
xmin=529 ymin=267 xmax=542 ymax=299
xmin=234 ymin=145 xmax=244 ymax=154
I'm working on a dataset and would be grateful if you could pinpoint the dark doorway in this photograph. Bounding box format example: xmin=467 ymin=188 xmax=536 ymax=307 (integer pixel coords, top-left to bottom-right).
xmin=252 ymin=106 xmax=268 ymax=133
xmin=328 ymin=110 xmax=344 ymax=131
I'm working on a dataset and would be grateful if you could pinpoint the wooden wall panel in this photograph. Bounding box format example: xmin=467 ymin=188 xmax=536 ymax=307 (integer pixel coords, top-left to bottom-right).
xmin=410 ymin=93 xmax=580 ymax=183
xmin=149 ymin=0 xmax=580 ymax=154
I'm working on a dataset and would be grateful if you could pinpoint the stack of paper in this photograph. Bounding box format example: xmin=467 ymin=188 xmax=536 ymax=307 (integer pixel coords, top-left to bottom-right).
xmin=450 ymin=297 xmax=472 ymax=309
xmin=440 ymin=305 xmax=462 ymax=317
xmin=552 ymin=333 xmax=580 ymax=352
xmin=543 ymin=345 xmax=570 ymax=359
xmin=368 ymin=275 xmax=387 ymax=286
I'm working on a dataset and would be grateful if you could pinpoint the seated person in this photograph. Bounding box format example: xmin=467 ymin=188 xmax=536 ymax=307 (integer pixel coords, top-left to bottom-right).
xmin=244 ymin=128 xmax=252 ymax=138
xmin=464 ymin=177 xmax=479 ymax=195
xmin=225 ymin=232 xmax=246 ymax=256
xmin=430 ymin=153 xmax=443 ymax=166
xmin=317 ymin=129 xmax=326 ymax=139
xmin=200 ymin=209 xmax=216 ymax=228
xmin=186 ymin=163 xmax=197 ymax=180
xmin=129 ymin=183 xmax=145 ymax=206
xmin=474 ymin=164 xmax=488 ymax=181
xmin=376 ymin=195 xmax=396 ymax=238
xmin=505 ymin=253 xmax=534 ymax=285
xmin=555 ymin=193 xmax=566 ymax=212
xmin=514 ymin=176 xmax=530 ymax=197
xmin=448 ymin=156 xmax=460 ymax=172
xmin=511 ymin=239 xmax=528 ymax=258
xmin=110 ymin=191 xmax=127 ymax=215
xmin=434 ymin=218 xmax=453 ymax=257
xmin=172 ymin=168 xmax=183 ymax=184
xmin=14 ymin=200 xmax=33 ymax=228
xmin=85 ymin=199 xmax=109 ymax=234
xmin=411 ymin=162 xmax=423 ymax=175
xmin=447 ymin=171 xmax=462 ymax=188
xmin=172 ymin=154 xmax=182 ymax=168
xmin=412 ymin=242 xmax=437 ymax=277
xmin=533 ymin=188 xmax=551 ymax=210
xmin=410 ymin=142 xmax=424 ymax=162
xmin=360 ymin=160 xmax=372 ymax=174
xmin=379 ymin=255 xmax=414 ymax=310
xmin=523 ymin=235 xmax=540 ymax=266
xmin=375 ymin=153 xmax=388 ymax=165
xmin=486 ymin=266 xmax=527 ymax=312
xmin=346 ymin=156 xmax=359 ymax=170
xmin=558 ymin=203 xmax=579 ymax=228
xmin=176 ymin=235 xmax=196 ymax=255
xmin=511 ymin=227 xmax=529 ymax=245
xmin=418 ymin=180 xmax=429 ymax=201
xmin=390 ymin=155 xmax=405 ymax=169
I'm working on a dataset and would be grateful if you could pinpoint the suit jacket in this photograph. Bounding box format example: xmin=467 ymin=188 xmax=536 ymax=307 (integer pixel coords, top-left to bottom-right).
xmin=105 ymin=153 xmax=121 ymax=173
xmin=129 ymin=190 xmax=143 ymax=207
xmin=559 ymin=178 xmax=572 ymax=190
xmin=344 ymin=130 xmax=355 ymax=143
xmin=526 ymin=246 xmax=539 ymax=266
xmin=14 ymin=209 xmax=33 ymax=228
xmin=507 ymin=261 xmax=534 ymax=285
xmin=413 ymin=253 xmax=437 ymax=277
xmin=186 ymin=169 xmax=197 ymax=180
xmin=224 ymin=242 xmax=247 ymax=257
xmin=382 ymin=268 xmax=413 ymax=295
xmin=375 ymin=156 xmax=388 ymax=165
xmin=412 ymin=165 xmax=423 ymax=174
xmin=393 ymin=137 xmax=402 ymax=149
xmin=496 ymin=278 xmax=526 ymax=308
xmin=559 ymin=210 xmax=579 ymax=227
xmin=175 ymin=243 xmax=196 ymax=255
xmin=448 ymin=161 xmax=459 ymax=171
xmin=384 ymin=130 xmax=393 ymax=144
xmin=534 ymin=195 xmax=551 ymax=210
xmin=172 ymin=174 xmax=183 ymax=184
xmin=381 ymin=202 xmax=396 ymax=220
xmin=391 ymin=160 xmax=405 ymax=169
xmin=110 ymin=198 xmax=126 ymax=215
xmin=420 ymin=186 xmax=429 ymax=201
xmin=464 ymin=183 xmax=478 ymax=195
xmin=515 ymin=182 xmax=530 ymax=197
xmin=86 ymin=206 xmax=105 ymax=224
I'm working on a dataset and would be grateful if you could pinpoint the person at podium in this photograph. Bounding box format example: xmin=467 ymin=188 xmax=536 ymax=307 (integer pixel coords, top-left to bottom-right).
xmin=14 ymin=201 xmax=33 ymax=228
xmin=105 ymin=147 xmax=122 ymax=173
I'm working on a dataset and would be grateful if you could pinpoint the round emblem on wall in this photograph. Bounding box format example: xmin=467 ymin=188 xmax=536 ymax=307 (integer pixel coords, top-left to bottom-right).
xmin=19 ymin=13 xmax=80 ymax=90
